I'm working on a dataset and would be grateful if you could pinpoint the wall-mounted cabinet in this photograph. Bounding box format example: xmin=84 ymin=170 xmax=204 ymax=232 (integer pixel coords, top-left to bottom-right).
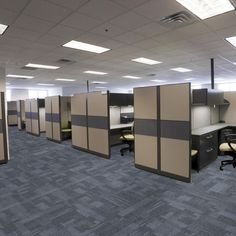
xmin=192 ymin=89 xmax=228 ymax=106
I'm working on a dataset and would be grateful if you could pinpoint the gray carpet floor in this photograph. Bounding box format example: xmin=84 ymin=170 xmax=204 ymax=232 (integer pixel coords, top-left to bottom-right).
xmin=0 ymin=127 xmax=235 ymax=236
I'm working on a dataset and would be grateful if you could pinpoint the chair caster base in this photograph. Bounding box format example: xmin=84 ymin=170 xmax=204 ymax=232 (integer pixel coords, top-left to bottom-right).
xmin=220 ymin=166 xmax=223 ymax=171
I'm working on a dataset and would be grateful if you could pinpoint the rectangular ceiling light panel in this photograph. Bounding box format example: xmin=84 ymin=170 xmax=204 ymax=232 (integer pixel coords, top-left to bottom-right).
xmin=63 ymin=40 xmax=110 ymax=54
xmin=25 ymin=63 xmax=59 ymax=69
xmin=176 ymin=0 xmax=235 ymax=20
xmin=56 ymin=78 xmax=75 ymax=82
xmin=7 ymin=74 xmax=34 ymax=79
xmin=84 ymin=70 xmax=107 ymax=75
xmin=171 ymin=67 xmax=192 ymax=72
xmin=226 ymin=36 xmax=236 ymax=48
xmin=132 ymin=57 xmax=162 ymax=65
xmin=0 ymin=23 xmax=8 ymax=35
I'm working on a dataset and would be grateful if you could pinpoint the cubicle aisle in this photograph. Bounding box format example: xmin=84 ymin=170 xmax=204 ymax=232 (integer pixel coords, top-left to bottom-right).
xmin=25 ymin=99 xmax=45 ymax=136
xmin=0 ymin=92 xmax=8 ymax=164
xmin=16 ymin=100 xmax=25 ymax=130
xmin=7 ymin=101 xmax=17 ymax=126
xmin=45 ymin=96 xmax=71 ymax=143
xmin=71 ymin=91 xmax=110 ymax=158
xmin=134 ymin=83 xmax=191 ymax=182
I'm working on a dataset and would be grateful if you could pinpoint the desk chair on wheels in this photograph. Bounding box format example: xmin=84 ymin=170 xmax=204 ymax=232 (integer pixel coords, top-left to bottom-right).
xmin=120 ymin=125 xmax=134 ymax=156
xmin=219 ymin=134 xmax=236 ymax=171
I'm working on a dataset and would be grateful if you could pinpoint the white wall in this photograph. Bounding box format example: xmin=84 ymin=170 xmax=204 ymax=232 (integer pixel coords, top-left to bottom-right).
xmin=62 ymin=86 xmax=86 ymax=96
xmin=10 ymin=89 xmax=29 ymax=100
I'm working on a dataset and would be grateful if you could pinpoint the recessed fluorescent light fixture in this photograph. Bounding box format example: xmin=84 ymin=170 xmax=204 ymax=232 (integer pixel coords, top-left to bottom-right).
xmin=226 ymin=36 xmax=236 ymax=48
xmin=215 ymin=78 xmax=224 ymax=81
xmin=37 ymin=83 xmax=55 ymax=86
xmin=25 ymin=63 xmax=59 ymax=70
xmin=132 ymin=57 xmax=162 ymax=65
xmin=0 ymin=23 xmax=8 ymax=35
xmin=7 ymin=74 xmax=34 ymax=79
xmin=176 ymin=0 xmax=235 ymax=20
xmin=84 ymin=70 xmax=108 ymax=75
xmin=185 ymin=78 xmax=195 ymax=81
xmin=95 ymin=86 xmax=107 ymax=89
xmin=55 ymin=78 xmax=75 ymax=82
xmin=63 ymin=40 xmax=110 ymax=54
xmin=122 ymin=75 xmax=141 ymax=79
xmin=170 ymin=67 xmax=192 ymax=72
xmin=6 ymin=82 xmax=10 ymax=85
xmin=91 ymin=81 xmax=107 ymax=84
xmin=151 ymin=79 xmax=167 ymax=82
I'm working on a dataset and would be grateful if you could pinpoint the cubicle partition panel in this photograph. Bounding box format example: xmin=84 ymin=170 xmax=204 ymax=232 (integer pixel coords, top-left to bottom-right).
xmin=71 ymin=93 xmax=88 ymax=150
xmin=45 ymin=97 xmax=53 ymax=139
xmin=17 ymin=100 xmax=25 ymax=130
xmin=31 ymin=99 xmax=40 ymax=136
xmin=0 ymin=92 xmax=8 ymax=164
xmin=51 ymin=96 xmax=61 ymax=142
xmin=159 ymin=84 xmax=191 ymax=182
xmin=7 ymin=101 xmax=17 ymax=126
xmin=134 ymin=86 xmax=158 ymax=172
xmin=220 ymin=91 xmax=236 ymax=122
xmin=25 ymin=99 xmax=32 ymax=133
xmin=87 ymin=91 xmax=110 ymax=158
xmin=134 ymin=83 xmax=191 ymax=182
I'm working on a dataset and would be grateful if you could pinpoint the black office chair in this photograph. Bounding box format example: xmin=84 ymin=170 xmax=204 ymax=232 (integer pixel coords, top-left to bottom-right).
xmin=120 ymin=123 xmax=134 ymax=156
xmin=219 ymin=134 xmax=236 ymax=170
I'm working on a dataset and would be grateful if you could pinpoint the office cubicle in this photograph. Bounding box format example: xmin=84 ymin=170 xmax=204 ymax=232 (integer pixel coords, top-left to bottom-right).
xmin=16 ymin=100 xmax=25 ymax=130
xmin=45 ymin=95 xmax=71 ymax=143
xmin=71 ymin=91 xmax=134 ymax=158
xmin=134 ymin=83 xmax=191 ymax=183
xmin=7 ymin=101 xmax=17 ymax=126
xmin=25 ymin=98 xmax=45 ymax=136
xmin=71 ymin=91 xmax=110 ymax=158
xmin=0 ymin=92 xmax=8 ymax=164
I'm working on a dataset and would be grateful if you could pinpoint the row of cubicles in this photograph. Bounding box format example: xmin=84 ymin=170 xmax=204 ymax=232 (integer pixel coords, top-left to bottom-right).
xmin=5 ymin=83 xmax=191 ymax=182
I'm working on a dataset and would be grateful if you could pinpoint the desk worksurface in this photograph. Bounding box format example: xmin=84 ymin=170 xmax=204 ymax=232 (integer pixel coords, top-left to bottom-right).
xmin=192 ymin=123 xmax=236 ymax=136
xmin=110 ymin=123 xmax=133 ymax=130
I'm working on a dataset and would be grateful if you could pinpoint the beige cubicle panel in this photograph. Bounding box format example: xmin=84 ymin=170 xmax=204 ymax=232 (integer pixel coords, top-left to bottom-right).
xmin=31 ymin=99 xmax=40 ymax=136
xmin=87 ymin=91 xmax=110 ymax=158
xmin=160 ymin=83 xmax=191 ymax=182
xmin=71 ymin=93 xmax=88 ymax=150
xmin=7 ymin=101 xmax=17 ymax=126
xmin=45 ymin=96 xmax=71 ymax=143
xmin=220 ymin=91 xmax=236 ymax=123
xmin=25 ymin=99 xmax=32 ymax=133
xmin=134 ymin=86 xmax=158 ymax=171
xmin=51 ymin=96 xmax=61 ymax=142
xmin=45 ymin=97 xmax=53 ymax=139
xmin=134 ymin=83 xmax=191 ymax=182
xmin=0 ymin=92 xmax=8 ymax=164
xmin=17 ymin=100 xmax=25 ymax=130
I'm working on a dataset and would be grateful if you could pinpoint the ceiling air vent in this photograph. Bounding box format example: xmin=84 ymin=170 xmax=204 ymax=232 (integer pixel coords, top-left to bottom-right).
xmin=160 ymin=11 xmax=198 ymax=29
xmin=147 ymin=73 xmax=157 ymax=77
xmin=56 ymin=58 xmax=76 ymax=65
xmin=21 ymin=66 xmax=38 ymax=70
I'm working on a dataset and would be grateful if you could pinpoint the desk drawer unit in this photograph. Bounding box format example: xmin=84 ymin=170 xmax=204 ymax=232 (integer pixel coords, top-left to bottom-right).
xmin=192 ymin=131 xmax=218 ymax=171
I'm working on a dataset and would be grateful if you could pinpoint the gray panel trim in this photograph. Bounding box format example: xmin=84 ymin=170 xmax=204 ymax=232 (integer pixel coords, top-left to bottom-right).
xmin=45 ymin=113 xmax=52 ymax=122
xmin=31 ymin=112 xmax=38 ymax=120
xmin=25 ymin=112 xmax=31 ymax=119
xmin=160 ymin=120 xmax=190 ymax=140
xmin=17 ymin=112 xmax=21 ymax=117
xmin=88 ymin=116 xmax=108 ymax=130
xmin=8 ymin=110 xmax=17 ymax=115
xmin=0 ymin=119 xmax=3 ymax=133
xmin=71 ymin=115 xmax=87 ymax=127
xmin=52 ymin=113 xmax=60 ymax=123
xmin=135 ymin=118 xmax=158 ymax=137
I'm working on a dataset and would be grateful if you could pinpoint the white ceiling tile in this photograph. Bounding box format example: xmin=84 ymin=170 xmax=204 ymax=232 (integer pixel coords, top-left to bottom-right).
xmin=134 ymin=0 xmax=183 ymax=20
xmin=12 ymin=14 xmax=55 ymax=33
xmin=78 ymin=0 xmax=127 ymax=21
xmin=111 ymin=0 xmax=151 ymax=9
xmin=49 ymin=24 xmax=85 ymax=38
xmin=134 ymin=22 xmax=170 ymax=37
xmin=115 ymin=31 xmax=145 ymax=44
xmin=89 ymin=23 xmax=127 ymax=38
xmin=0 ymin=0 xmax=30 ymax=13
xmin=23 ymin=0 xmax=71 ymax=23
xmin=61 ymin=13 xmax=102 ymax=31
xmin=0 ymin=8 xmax=18 ymax=25
xmin=46 ymin=0 xmax=89 ymax=10
xmin=110 ymin=11 xmax=150 ymax=30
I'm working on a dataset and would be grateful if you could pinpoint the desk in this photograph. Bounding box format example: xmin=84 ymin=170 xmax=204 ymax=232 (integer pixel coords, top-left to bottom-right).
xmin=192 ymin=123 xmax=236 ymax=171
xmin=110 ymin=123 xmax=133 ymax=146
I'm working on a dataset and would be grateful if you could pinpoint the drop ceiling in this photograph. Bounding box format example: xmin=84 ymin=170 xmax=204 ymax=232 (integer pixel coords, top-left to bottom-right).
xmin=0 ymin=0 xmax=236 ymax=91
